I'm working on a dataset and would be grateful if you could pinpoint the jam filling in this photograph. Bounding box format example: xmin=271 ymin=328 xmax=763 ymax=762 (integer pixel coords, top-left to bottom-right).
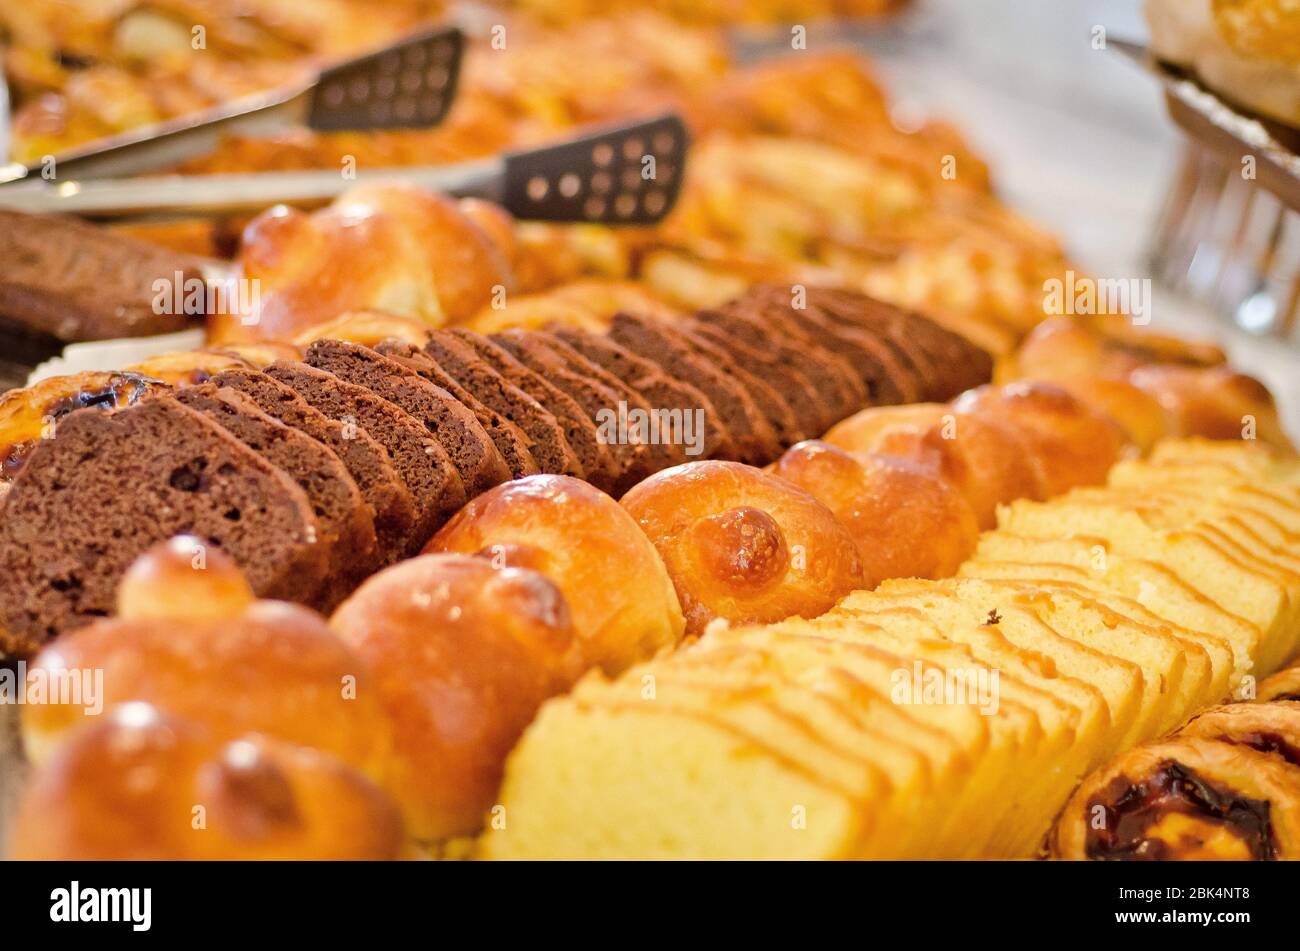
xmin=1231 ymin=731 xmax=1300 ymax=769
xmin=1085 ymin=761 xmax=1276 ymax=861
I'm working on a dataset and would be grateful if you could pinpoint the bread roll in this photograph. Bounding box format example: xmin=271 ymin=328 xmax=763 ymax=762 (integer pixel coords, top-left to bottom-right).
xmin=9 ymin=704 xmax=403 ymax=860
xmin=821 ymin=403 xmax=950 ymax=455
xmin=1129 ymin=364 xmax=1295 ymax=454
xmin=1051 ymin=376 xmax=1173 ymax=454
xmin=330 ymin=554 xmax=583 ymax=841
xmin=772 ymin=440 xmax=979 ymax=588
xmin=1012 ymin=317 xmax=1225 ymax=382
xmin=21 ymin=537 xmax=392 ymax=786
xmin=953 ymin=382 xmax=1130 ymax=498
xmin=291 ymin=310 xmax=434 ymax=348
xmin=620 ymin=461 xmax=865 ymax=635
xmin=212 ymin=184 xmax=514 ymax=344
xmin=424 ymin=475 xmax=684 ymax=674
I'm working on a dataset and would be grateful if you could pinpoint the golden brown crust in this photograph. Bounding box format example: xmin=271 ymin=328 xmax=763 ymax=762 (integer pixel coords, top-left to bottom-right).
xmin=1257 ymin=667 xmax=1300 ymax=704
xmin=1129 ymin=364 xmax=1295 ymax=454
xmin=953 ymin=382 xmax=1130 ymax=498
xmin=1050 ymin=737 xmax=1300 ymax=860
xmin=330 ymin=554 xmax=584 ymax=841
xmin=124 ymin=349 xmax=253 ymax=386
xmin=9 ymin=706 xmax=403 ymax=861
xmin=291 ymin=311 xmax=435 ymax=348
xmin=620 ymin=461 xmax=865 ymax=635
xmin=20 ymin=539 xmax=392 ymax=785
xmin=424 ymin=475 xmax=684 ymax=674
xmin=773 ymin=441 xmax=979 ymax=589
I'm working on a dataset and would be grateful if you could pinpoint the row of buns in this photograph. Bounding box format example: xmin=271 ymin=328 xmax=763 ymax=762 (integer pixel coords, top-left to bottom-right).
xmin=0 ymin=285 xmax=991 ymax=655
xmin=7 ymin=335 xmax=1289 ymax=857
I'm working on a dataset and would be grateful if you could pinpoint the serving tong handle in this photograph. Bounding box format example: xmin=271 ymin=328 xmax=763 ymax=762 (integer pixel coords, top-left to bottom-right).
xmin=0 ymin=114 xmax=690 ymax=225
xmin=0 ymin=27 xmax=464 ymax=185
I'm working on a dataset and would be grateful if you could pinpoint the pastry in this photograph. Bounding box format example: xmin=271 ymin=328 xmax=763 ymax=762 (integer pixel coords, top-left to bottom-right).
xmin=425 ymin=474 xmax=685 ymax=674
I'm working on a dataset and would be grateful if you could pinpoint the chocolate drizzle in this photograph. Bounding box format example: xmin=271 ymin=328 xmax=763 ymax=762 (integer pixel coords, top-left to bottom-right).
xmin=1085 ymin=760 xmax=1277 ymax=861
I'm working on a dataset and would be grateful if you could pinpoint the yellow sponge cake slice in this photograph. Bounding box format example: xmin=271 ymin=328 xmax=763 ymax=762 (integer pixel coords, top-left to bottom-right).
xmin=956 ymin=556 xmax=1235 ymax=703
xmin=998 ymin=497 xmax=1296 ymax=673
xmin=968 ymin=531 xmax=1260 ymax=685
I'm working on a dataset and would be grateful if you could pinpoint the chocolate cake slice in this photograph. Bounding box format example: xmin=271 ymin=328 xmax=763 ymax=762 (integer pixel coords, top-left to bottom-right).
xmin=372 ymin=339 xmax=539 ymax=480
xmin=550 ymin=327 xmax=733 ymax=462
xmin=265 ymin=362 xmax=466 ymax=556
xmin=666 ymin=322 xmax=803 ymax=448
xmin=605 ymin=312 xmax=781 ymax=466
xmin=211 ymin=367 xmax=417 ymax=567
xmin=303 ymin=340 xmax=511 ymax=498
xmin=0 ymin=397 xmax=324 ymax=656
xmin=490 ymin=329 xmax=654 ymax=493
xmin=690 ymin=306 xmax=860 ymax=433
xmin=422 ymin=331 xmax=585 ymax=481
xmin=446 ymin=330 xmax=617 ymax=492
xmin=729 ymin=287 xmax=915 ymax=405
xmin=524 ymin=330 xmax=688 ymax=473
xmin=174 ymin=384 xmax=377 ymax=609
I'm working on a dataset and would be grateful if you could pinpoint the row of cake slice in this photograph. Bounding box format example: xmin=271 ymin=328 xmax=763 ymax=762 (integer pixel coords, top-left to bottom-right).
xmin=480 ymin=439 xmax=1300 ymax=859
xmin=0 ymin=287 xmax=992 ymax=656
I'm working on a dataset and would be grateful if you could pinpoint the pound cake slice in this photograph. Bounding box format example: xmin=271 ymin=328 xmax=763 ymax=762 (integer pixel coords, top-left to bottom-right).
xmin=371 ymin=339 xmax=539 ymax=480
xmin=871 ymin=578 xmax=1187 ymax=742
xmin=0 ymin=397 xmax=323 ymax=656
xmin=842 ymin=583 xmax=1147 ymax=751
xmin=173 ymin=384 xmax=376 ymax=609
xmin=969 ymin=532 xmax=1262 ymax=686
xmin=265 ymin=361 xmax=466 ymax=555
xmin=423 ymin=331 xmax=585 ymax=481
xmin=956 ymin=557 xmax=1236 ymax=704
xmin=304 ymin=340 xmax=511 ymax=497
xmin=998 ymin=496 xmax=1299 ymax=673
xmin=551 ymin=327 xmax=734 ymax=461
xmin=210 ymin=367 xmax=417 ymax=567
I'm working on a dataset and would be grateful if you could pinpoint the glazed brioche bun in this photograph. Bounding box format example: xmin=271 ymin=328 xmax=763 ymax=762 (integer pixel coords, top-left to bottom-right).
xmin=620 ymin=461 xmax=865 ymax=635
xmin=1051 ymin=376 xmax=1173 ymax=454
xmin=953 ymin=382 xmax=1131 ymax=498
xmin=1011 ymin=317 xmax=1225 ymax=382
xmin=424 ymin=475 xmax=684 ymax=674
xmin=212 ymin=184 xmax=514 ymax=344
xmin=21 ymin=537 xmax=391 ymax=785
xmin=1129 ymin=364 xmax=1295 ymax=453
xmin=330 ymin=554 xmax=583 ymax=841
xmin=833 ymin=404 xmax=1046 ymax=529
xmin=291 ymin=310 xmax=435 ymax=348
xmin=9 ymin=704 xmax=403 ymax=860
xmin=773 ymin=441 xmax=979 ymax=588
xmin=822 ymin=403 xmax=950 ymax=455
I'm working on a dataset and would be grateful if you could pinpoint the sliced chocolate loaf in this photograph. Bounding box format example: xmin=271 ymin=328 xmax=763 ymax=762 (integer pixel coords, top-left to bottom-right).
xmin=265 ymin=361 xmax=466 ymax=557
xmin=665 ymin=321 xmax=804 ymax=448
xmin=690 ymin=306 xmax=860 ymax=433
xmin=605 ymin=312 xmax=781 ymax=466
xmin=0 ymin=397 xmax=324 ymax=656
xmin=524 ymin=330 xmax=689 ymax=473
xmin=372 ymin=339 xmax=539 ymax=480
xmin=490 ymin=329 xmax=654 ymax=493
xmin=550 ymin=327 xmax=732 ymax=462
xmin=422 ymin=331 xmax=585 ymax=481
xmin=211 ymin=367 xmax=417 ymax=567
xmin=446 ymin=330 xmax=617 ymax=492
xmin=303 ymin=340 xmax=511 ymax=497
xmin=174 ymin=384 xmax=377 ymax=609
xmin=729 ymin=287 xmax=917 ymax=405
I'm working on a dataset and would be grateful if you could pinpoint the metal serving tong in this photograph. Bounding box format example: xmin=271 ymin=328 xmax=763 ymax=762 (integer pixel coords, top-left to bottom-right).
xmin=0 ymin=26 xmax=464 ymax=185
xmin=0 ymin=113 xmax=690 ymax=226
